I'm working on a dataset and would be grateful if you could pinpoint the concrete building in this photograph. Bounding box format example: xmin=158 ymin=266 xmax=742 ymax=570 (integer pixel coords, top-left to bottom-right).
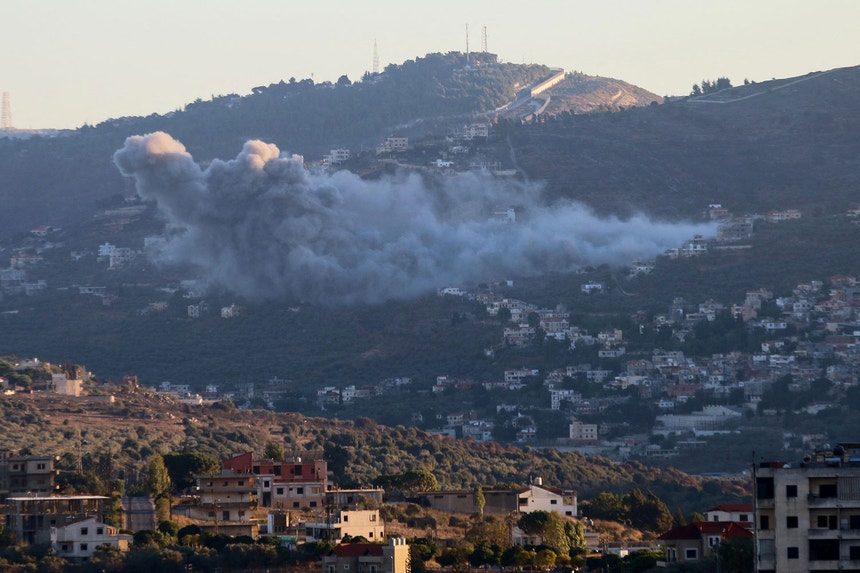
xmin=0 ymin=450 xmax=59 ymax=501
xmin=51 ymin=516 xmax=132 ymax=560
xmin=754 ymin=443 xmax=860 ymax=572
xmin=323 ymin=538 xmax=409 ymax=573
xmin=5 ymin=495 xmax=107 ymax=545
xmin=300 ymin=509 xmax=384 ymax=543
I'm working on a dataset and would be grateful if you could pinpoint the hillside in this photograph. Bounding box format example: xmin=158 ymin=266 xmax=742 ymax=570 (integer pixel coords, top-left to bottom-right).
xmin=501 ymin=65 xmax=860 ymax=220
xmin=0 ymin=390 xmax=748 ymax=514
xmin=0 ymin=53 xmax=663 ymax=240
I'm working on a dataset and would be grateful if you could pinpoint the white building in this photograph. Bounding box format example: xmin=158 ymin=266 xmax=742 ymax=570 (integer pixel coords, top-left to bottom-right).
xmin=517 ymin=482 xmax=577 ymax=517
xmin=51 ymin=516 xmax=132 ymax=559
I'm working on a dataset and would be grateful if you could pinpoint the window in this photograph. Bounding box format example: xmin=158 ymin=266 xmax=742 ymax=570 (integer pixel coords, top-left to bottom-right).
xmin=787 ymin=547 xmax=799 ymax=559
xmin=786 ymin=484 xmax=797 ymax=497
xmin=820 ymin=483 xmax=838 ymax=498
xmin=818 ymin=515 xmax=829 ymax=528
xmin=276 ymin=488 xmax=284 ymax=495
xmin=96 ymin=527 xmax=103 ymax=535
xmin=708 ymin=536 xmax=720 ymax=547
xmin=222 ymin=511 xmax=229 ymax=521
xmin=293 ymin=502 xmax=300 ymax=508
xmin=264 ymin=480 xmax=270 ymax=488
xmin=369 ymin=531 xmax=374 ymax=538
xmin=550 ymin=499 xmax=557 ymax=505
xmin=37 ymin=463 xmax=46 ymax=470
xmin=809 ymin=539 xmax=840 ymax=561
xmin=296 ymin=487 xmax=304 ymax=495
xmin=684 ymin=548 xmax=698 ymax=560
xmin=851 ymin=515 xmax=860 ymax=529
xmin=370 ymin=514 xmax=377 ymax=521
xmin=739 ymin=514 xmax=749 ymax=521
xmin=238 ymin=480 xmax=245 ymax=486
xmin=851 ymin=546 xmax=860 ymax=560
xmin=328 ymin=567 xmax=335 ymax=573
xmin=81 ymin=528 xmax=89 ymax=536
xmin=208 ymin=512 xmax=215 ymax=517
xmin=343 ymin=515 xmax=349 ymax=522
xmin=787 ymin=516 xmax=799 ymax=528
xmin=61 ymin=544 xmax=69 ymax=552
xmin=757 ymin=477 xmax=774 ymax=499
xmin=310 ymin=501 xmax=317 ymax=508
xmin=80 ymin=543 xmax=89 ymax=552
xmin=760 ymin=515 xmax=770 ymax=530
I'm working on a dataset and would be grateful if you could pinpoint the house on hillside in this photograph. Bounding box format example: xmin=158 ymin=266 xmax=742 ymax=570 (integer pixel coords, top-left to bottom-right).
xmin=323 ymin=538 xmax=410 ymax=573
xmin=51 ymin=516 xmax=132 ymax=560
xmin=299 ymin=508 xmax=384 ymax=543
xmin=703 ymin=503 xmax=752 ymax=526
xmin=657 ymin=521 xmax=752 ymax=566
xmin=517 ymin=481 xmax=577 ymax=517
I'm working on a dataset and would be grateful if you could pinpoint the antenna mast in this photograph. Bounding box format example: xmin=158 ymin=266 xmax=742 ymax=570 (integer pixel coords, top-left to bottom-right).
xmin=481 ymin=26 xmax=488 ymax=53
xmin=372 ymin=39 xmax=379 ymax=75
xmin=465 ymin=24 xmax=470 ymax=65
xmin=0 ymin=92 xmax=11 ymax=129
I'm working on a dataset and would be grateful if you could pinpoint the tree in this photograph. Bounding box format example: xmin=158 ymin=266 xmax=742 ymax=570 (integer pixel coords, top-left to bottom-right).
xmin=162 ymin=452 xmax=220 ymax=492
xmin=717 ymin=536 xmax=754 ymax=573
xmin=145 ymin=455 xmax=171 ymax=498
xmin=474 ymin=485 xmax=485 ymax=516
xmin=586 ymin=492 xmax=626 ymax=522
xmin=264 ymin=441 xmax=285 ymax=461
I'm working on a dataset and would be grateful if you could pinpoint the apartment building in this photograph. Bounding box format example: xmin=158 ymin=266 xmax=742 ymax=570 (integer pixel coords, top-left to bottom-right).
xmin=754 ymin=443 xmax=860 ymax=572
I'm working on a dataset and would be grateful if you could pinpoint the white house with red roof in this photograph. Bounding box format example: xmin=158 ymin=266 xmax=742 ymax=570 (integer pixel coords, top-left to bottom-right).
xmin=703 ymin=503 xmax=753 ymax=526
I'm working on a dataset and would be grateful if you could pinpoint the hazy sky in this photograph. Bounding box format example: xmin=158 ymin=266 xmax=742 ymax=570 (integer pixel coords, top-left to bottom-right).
xmin=3 ymin=0 xmax=858 ymax=129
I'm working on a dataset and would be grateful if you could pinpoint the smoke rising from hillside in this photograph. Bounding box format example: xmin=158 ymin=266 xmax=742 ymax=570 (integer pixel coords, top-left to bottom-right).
xmin=114 ymin=132 xmax=716 ymax=305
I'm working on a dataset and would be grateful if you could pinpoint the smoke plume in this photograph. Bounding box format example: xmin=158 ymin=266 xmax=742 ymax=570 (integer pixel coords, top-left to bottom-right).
xmin=114 ymin=132 xmax=715 ymax=305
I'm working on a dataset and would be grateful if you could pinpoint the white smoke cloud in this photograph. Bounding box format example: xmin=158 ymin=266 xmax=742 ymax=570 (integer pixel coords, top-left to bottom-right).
xmin=114 ymin=132 xmax=716 ymax=305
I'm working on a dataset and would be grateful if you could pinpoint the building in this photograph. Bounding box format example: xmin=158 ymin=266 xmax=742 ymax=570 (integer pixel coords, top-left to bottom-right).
xmin=300 ymin=509 xmax=384 ymax=543
xmin=5 ymin=496 xmax=107 ymax=545
xmin=0 ymin=450 xmax=59 ymax=501
xmin=754 ymin=443 xmax=860 ymax=572
xmin=322 ymin=538 xmax=409 ymax=573
xmin=222 ymin=452 xmax=327 ymax=509
xmin=178 ymin=470 xmax=257 ymax=537
xmin=703 ymin=503 xmax=753 ymax=525
xmin=517 ymin=481 xmax=577 ymax=517
xmin=658 ymin=521 xmax=752 ymax=566
xmin=52 ymin=373 xmax=82 ymax=397
xmin=51 ymin=516 xmax=132 ymax=560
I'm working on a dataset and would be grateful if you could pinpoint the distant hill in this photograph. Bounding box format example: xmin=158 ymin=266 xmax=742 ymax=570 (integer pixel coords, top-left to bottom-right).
xmin=501 ymin=65 xmax=860 ymax=219
xmin=0 ymin=52 xmax=549 ymax=240
xmin=0 ymin=53 xmax=661 ymax=240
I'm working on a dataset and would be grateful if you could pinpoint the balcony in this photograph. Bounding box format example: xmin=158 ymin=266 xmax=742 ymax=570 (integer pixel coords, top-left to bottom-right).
xmin=807 ymin=494 xmax=841 ymax=507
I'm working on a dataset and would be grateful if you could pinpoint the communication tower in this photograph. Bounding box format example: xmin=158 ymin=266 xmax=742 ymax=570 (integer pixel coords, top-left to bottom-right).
xmin=0 ymin=92 xmax=11 ymax=129
xmin=465 ymin=24 xmax=470 ymax=65
xmin=373 ymin=39 xmax=379 ymax=75
xmin=481 ymin=26 xmax=488 ymax=53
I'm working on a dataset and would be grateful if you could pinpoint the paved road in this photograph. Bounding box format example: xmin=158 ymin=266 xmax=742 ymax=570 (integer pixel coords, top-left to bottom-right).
xmin=122 ymin=495 xmax=156 ymax=531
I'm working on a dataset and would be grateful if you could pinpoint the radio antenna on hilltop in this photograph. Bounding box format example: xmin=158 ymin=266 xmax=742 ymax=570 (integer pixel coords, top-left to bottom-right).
xmin=481 ymin=26 xmax=488 ymax=53
xmin=465 ymin=23 xmax=470 ymax=66
xmin=1 ymin=92 xmax=11 ymax=129
xmin=372 ymin=39 xmax=379 ymax=75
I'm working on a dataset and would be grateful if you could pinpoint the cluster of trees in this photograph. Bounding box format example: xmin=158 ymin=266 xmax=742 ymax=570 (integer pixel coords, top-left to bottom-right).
xmin=690 ymin=77 xmax=733 ymax=96
xmin=584 ymin=488 xmax=675 ymax=532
